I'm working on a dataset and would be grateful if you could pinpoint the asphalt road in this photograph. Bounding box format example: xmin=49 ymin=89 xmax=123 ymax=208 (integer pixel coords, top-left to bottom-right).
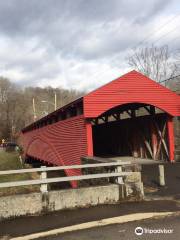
xmin=0 ymin=200 xmax=180 ymax=238
xmin=41 ymin=214 xmax=180 ymax=240
xmin=142 ymin=163 xmax=180 ymax=198
xmin=0 ymin=163 xmax=179 ymax=239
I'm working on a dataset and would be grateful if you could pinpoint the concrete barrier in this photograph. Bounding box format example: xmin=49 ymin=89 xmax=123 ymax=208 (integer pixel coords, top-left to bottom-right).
xmin=0 ymin=181 xmax=143 ymax=220
xmin=0 ymin=185 xmax=120 ymax=220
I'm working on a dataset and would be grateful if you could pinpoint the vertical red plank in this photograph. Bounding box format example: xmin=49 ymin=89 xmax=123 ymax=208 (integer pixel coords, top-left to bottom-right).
xmin=151 ymin=122 xmax=158 ymax=160
xmin=167 ymin=116 xmax=175 ymax=162
xmin=86 ymin=121 xmax=93 ymax=156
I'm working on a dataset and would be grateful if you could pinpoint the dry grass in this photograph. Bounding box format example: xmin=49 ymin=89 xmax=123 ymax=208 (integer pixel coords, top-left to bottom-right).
xmin=0 ymin=151 xmax=39 ymax=196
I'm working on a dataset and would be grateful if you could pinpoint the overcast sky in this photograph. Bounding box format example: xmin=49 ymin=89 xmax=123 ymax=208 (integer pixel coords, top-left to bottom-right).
xmin=0 ymin=0 xmax=179 ymax=91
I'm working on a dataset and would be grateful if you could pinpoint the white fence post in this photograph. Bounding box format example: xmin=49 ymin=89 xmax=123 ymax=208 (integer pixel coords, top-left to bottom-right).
xmin=116 ymin=166 xmax=124 ymax=184
xmin=40 ymin=166 xmax=48 ymax=193
xmin=159 ymin=164 xmax=165 ymax=186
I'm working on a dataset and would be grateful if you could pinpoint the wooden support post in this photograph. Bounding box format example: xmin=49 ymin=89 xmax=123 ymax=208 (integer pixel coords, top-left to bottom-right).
xmin=112 ymin=114 xmax=117 ymax=120
xmin=101 ymin=117 xmax=106 ymax=123
xmin=105 ymin=115 xmax=108 ymax=123
xmin=95 ymin=118 xmax=99 ymax=125
xmin=151 ymin=123 xmax=158 ymax=160
xmin=86 ymin=121 xmax=93 ymax=156
xmin=91 ymin=119 xmax=96 ymax=125
xmin=40 ymin=166 xmax=48 ymax=193
xmin=150 ymin=106 xmax=155 ymax=115
xmin=144 ymin=106 xmax=150 ymax=114
xmin=131 ymin=110 xmax=136 ymax=118
xmin=126 ymin=110 xmax=132 ymax=118
xmin=144 ymin=106 xmax=155 ymax=115
xmin=158 ymin=164 xmax=165 ymax=186
xmin=112 ymin=113 xmax=120 ymax=121
xmin=167 ymin=116 xmax=175 ymax=162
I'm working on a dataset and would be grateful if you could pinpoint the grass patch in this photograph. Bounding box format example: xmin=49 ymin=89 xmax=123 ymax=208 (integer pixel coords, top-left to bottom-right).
xmin=0 ymin=151 xmax=22 ymax=170
xmin=0 ymin=151 xmax=39 ymax=196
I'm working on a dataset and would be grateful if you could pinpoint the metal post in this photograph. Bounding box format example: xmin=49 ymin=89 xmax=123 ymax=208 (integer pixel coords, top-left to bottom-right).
xmin=40 ymin=166 xmax=48 ymax=193
xmin=159 ymin=164 xmax=165 ymax=186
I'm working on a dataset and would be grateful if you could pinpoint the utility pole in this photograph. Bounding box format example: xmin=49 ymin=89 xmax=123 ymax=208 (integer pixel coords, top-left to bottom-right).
xmin=11 ymin=119 xmax=15 ymax=142
xmin=41 ymin=92 xmax=57 ymax=113
xmin=54 ymin=92 xmax=57 ymax=111
xmin=32 ymin=98 xmax=37 ymax=121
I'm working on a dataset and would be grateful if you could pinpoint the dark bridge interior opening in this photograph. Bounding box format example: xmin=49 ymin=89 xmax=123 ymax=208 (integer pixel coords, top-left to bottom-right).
xmin=92 ymin=104 xmax=169 ymax=161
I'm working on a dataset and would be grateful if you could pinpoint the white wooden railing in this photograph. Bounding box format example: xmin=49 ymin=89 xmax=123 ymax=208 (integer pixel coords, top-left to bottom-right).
xmin=0 ymin=161 xmax=133 ymax=193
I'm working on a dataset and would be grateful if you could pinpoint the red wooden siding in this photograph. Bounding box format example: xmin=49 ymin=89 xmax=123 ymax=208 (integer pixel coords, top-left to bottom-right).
xmin=21 ymin=70 xmax=180 ymax=175
xmin=167 ymin=116 xmax=175 ymax=162
xmin=83 ymin=70 xmax=180 ymax=118
xmin=22 ymin=115 xmax=88 ymax=185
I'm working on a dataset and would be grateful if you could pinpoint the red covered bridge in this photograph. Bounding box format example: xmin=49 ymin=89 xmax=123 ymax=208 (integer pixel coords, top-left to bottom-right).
xmin=21 ymin=70 xmax=180 ymax=186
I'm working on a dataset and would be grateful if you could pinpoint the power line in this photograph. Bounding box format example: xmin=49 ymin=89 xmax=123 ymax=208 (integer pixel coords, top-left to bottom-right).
xmin=85 ymin=14 xmax=180 ymax=85
xmin=159 ymin=74 xmax=180 ymax=83
xmin=129 ymin=22 xmax=180 ymax=56
xmin=167 ymin=37 xmax=180 ymax=55
xmin=152 ymin=25 xmax=179 ymax=45
xmin=131 ymin=14 xmax=180 ymax=50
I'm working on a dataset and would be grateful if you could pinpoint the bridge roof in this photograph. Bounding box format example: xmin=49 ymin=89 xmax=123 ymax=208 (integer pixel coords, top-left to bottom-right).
xmin=22 ymin=70 xmax=180 ymax=132
xmin=83 ymin=70 xmax=180 ymax=118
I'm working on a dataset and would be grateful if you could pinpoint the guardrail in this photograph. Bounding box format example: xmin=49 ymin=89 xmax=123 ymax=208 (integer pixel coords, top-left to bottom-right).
xmin=0 ymin=161 xmax=133 ymax=192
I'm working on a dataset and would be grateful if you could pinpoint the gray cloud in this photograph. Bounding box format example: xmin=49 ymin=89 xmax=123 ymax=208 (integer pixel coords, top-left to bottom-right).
xmin=0 ymin=0 xmax=178 ymax=91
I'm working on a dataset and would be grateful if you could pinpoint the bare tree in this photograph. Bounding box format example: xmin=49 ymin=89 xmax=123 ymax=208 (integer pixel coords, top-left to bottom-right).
xmin=0 ymin=77 xmax=85 ymax=141
xmin=174 ymin=50 xmax=180 ymax=74
xmin=127 ymin=45 xmax=178 ymax=82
